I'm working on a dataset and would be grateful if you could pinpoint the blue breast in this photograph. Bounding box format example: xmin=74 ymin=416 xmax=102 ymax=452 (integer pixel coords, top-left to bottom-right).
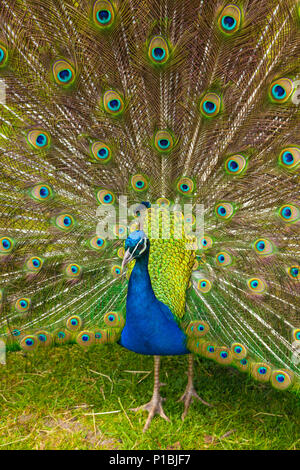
xmin=119 ymin=253 xmax=189 ymax=356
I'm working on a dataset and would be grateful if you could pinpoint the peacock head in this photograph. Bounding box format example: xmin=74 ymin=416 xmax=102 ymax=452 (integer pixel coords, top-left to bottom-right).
xmin=122 ymin=230 xmax=150 ymax=269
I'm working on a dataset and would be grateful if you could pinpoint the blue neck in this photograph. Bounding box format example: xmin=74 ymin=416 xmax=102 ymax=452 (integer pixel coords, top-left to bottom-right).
xmin=120 ymin=250 xmax=190 ymax=355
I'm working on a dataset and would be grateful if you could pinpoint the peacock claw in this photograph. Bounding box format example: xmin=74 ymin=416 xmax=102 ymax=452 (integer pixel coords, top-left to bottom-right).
xmin=131 ymin=393 xmax=170 ymax=432
xmin=179 ymin=385 xmax=213 ymax=421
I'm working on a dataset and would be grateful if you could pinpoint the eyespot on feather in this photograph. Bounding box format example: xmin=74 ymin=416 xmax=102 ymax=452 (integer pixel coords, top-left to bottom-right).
xmin=218 ymin=5 xmax=242 ymax=35
xmin=54 ymin=329 xmax=72 ymax=345
xmin=215 ymin=347 xmax=233 ymax=365
xmin=103 ymin=90 xmax=124 ymax=115
xmin=0 ymin=236 xmax=15 ymax=254
xmin=278 ymin=147 xmax=300 ymax=170
xmin=111 ymin=265 xmax=122 ymax=278
xmin=270 ymin=370 xmax=293 ymax=390
xmin=215 ymin=202 xmax=235 ymax=220
xmin=76 ymin=330 xmax=95 ymax=348
xmin=131 ymin=174 xmax=149 ymax=192
xmin=148 ymin=36 xmax=170 ymax=65
xmin=287 ymin=266 xmax=300 ymax=280
xmin=231 ymin=343 xmax=247 ymax=360
xmin=251 ymin=362 xmax=272 ymax=382
xmin=94 ymin=329 xmax=108 ymax=344
xmin=247 ymin=277 xmax=267 ymax=294
xmin=65 ymin=263 xmax=82 ymax=278
xmin=198 ymin=236 xmax=213 ymax=250
xmin=89 ymin=236 xmax=106 ymax=251
xmin=93 ymin=0 xmax=115 ymax=29
xmin=96 ymin=189 xmax=115 ymax=205
xmin=52 ymin=59 xmax=76 ymax=86
xmin=216 ymin=251 xmax=233 ymax=266
xmin=278 ymin=204 xmax=300 ymax=223
xmin=30 ymin=184 xmax=53 ymax=202
xmin=15 ymin=298 xmax=31 ymax=313
xmin=200 ymin=93 xmax=221 ymax=117
xmin=292 ymin=328 xmax=300 ymax=341
xmin=104 ymin=311 xmax=124 ymax=328
xmin=66 ymin=315 xmax=83 ymax=331
xmin=186 ymin=320 xmax=210 ymax=337
xmin=27 ymin=130 xmax=51 ymax=150
xmin=91 ymin=141 xmax=112 ymax=163
xmin=269 ymin=78 xmax=293 ymax=103
xmin=36 ymin=330 xmax=53 ymax=347
xmin=26 ymin=256 xmax=44 ymax=272
xmin=177 ymin=177 xmax=194 ymax=196
xmin=55 ymin=214 xmax=76 ymax=231
xmin=0 ymin=43 xmax=8 ymax=67
xmin=20 ymin=335 xmax=38 ymax=351
xmin=225 ymin=155 xmax=247 ymax=175
xmin=154 ymin=130 xmax=174 ymax=153
xmin=253 ymin=238 xmax=274 ymax=256
xmin=197 ymin=279 xmax=212 ymax=293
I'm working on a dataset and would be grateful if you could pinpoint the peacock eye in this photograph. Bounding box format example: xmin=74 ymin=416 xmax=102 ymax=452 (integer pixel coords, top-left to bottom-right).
xmin=231 ymin=343 xmax=247 ymax=359
xmin=200 ymin=92 xmax=221 ymax=117
xmin=216 ymin=251 xmax=232 ymax=266
xmin=148 ymin=36 xmax=169 ymax=65
xmin=287 ymin=266 xmax=300 ymax=280
xmin=269 ymin=78 xmax=293 ymax=103
xmin=293 ymin=329 xmax=300 ymax=341
xmin=0 ymin=43 xmax=8 ymax=67
xmin=251 ymin=363 xmax=271 ymax=382
xmin=30 ymin=184 xmax=53 ymax=201
xmin=27 ymin=130 xmax=51 ymax=150
xmin=91 ymin=141 xmax=112 ymax=163
xmin=103 ymin=90 xmax=124 ymax=115
xmin=218 ymin=5 xmax=241 ymax=34
xmin=55 ymin=214 xmax=75 ymax=231
xmin=225 ymin=155 xmax=247 ymax=175
xmin=111 ymin=265 xmax=122 ymax=278
xmin=154 ymin=130 xmax=174 ymax=153
xmin=131 ymin=174 xmax=148 ymax=192
xmin=15 ymin=297 xmax=31 ymax=312
xmin=279 ymin=147 xmax=300 ymax=170
xmin=198 ymin=236 xmax=213 ymax=250
xmin=278 ymin=204 xmax=300 ymax=223
xmin=197 ymin=278 xmax=212 ymax=293
xmin=97 ymin=189 xmax=115 ymax=205
xmin=26 ymin=256 xmax=43 ymax=272
xmin=215 ymin=202 xmax=235 ymax=220
xmin=0 ymin=236 xmax=14 ymax=254
xmin=93 ymin=0 xmax=115 ymax=28
xmin=247 ymin=277 xmax=266 ymax=294
xmin=270 ymin=370 xmax=293 ymax=390
xmin=66 ymin=315 xmax=82 ymax=331
xmin=52 ymin=60 xmax=76 ymax=86
xmin=253 ymin=238 xmax=274 ymax=256
xmin=97 ymin=9 xmax=111 ymax=23
xmin=65 ymin=263 xmax=81 ymax=278
xmin=177 ymin=177 xmax=194 ymax=195
xmin=89 ymin=236 xmax=106 ymax=251
xmin=104 ymin=311 xmax=125 ymax=328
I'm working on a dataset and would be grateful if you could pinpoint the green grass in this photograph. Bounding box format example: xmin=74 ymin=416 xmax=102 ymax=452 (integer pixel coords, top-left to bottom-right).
xmin=0 ymin=344 xmax=299 ymax=450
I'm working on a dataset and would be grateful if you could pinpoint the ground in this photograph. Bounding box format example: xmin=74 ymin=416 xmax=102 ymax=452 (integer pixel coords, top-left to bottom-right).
xmin=0 ymin=343 xmax=299 ymax=450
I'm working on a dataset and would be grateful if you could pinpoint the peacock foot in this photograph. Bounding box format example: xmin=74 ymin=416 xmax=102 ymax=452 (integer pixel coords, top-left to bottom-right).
xmin=131 ymin=383 xmax=170 ymax=432
xmin=179 ymin=384 xmax=213 ymax=421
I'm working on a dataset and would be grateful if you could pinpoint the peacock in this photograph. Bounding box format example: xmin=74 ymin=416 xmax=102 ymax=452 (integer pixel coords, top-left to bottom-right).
xmin=0 ymin=0 xmax=300 ymax=433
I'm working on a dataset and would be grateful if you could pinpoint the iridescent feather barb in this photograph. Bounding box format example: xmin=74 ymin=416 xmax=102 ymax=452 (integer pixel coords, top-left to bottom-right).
xmin=0 ymin=0 xmax=299 ymax=414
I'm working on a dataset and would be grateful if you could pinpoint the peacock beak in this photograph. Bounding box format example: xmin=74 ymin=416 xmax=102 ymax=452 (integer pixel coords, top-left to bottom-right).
xmin=122 ymin=248 xmax=133 ymax=270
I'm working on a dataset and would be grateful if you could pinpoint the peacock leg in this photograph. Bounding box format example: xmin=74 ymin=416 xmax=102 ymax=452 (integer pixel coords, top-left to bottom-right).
xmin=130 ymin=355 xmax=170 ymax=432
xmin=179 ymin=355 xmax=213 ymax=421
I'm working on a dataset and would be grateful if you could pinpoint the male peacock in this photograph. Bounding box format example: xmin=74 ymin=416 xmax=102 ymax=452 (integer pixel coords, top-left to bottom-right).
xmin=0 ymin=0 xmax=300 ymax=432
